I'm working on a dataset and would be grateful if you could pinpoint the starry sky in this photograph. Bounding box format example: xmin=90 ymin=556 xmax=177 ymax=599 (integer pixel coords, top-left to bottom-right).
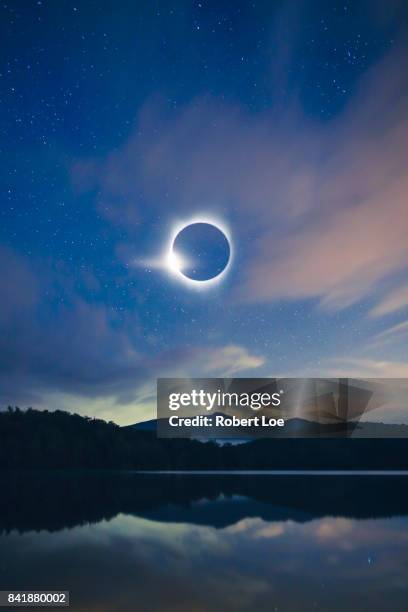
xmin=1 ymin=0 xmax=408 ymax=424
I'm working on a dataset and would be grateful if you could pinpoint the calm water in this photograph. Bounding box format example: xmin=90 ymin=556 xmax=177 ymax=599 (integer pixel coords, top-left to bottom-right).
xmin=0 ymin=472 xmax=407 ymax=611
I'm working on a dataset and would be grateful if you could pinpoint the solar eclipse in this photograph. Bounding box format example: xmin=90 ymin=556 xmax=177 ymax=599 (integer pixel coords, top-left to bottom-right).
xmin=166 ymin=217 xmax=232 ymax=288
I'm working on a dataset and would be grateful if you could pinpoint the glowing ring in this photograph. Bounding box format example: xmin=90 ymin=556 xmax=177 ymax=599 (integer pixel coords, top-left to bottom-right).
xmin=165 ymin=216 xmax=233 ymax=288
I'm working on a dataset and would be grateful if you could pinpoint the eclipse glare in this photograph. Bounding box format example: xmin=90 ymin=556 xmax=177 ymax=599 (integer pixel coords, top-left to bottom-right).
xmin=167 ymin=219 xmax=232 ymax=288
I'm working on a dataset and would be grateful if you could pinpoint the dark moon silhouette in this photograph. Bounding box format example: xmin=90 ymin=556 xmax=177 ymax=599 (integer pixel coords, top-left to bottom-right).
xmin=173 ymin=222 xmax=230 ymax=281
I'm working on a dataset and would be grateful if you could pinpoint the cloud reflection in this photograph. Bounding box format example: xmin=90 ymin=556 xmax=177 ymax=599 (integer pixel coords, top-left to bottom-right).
xmin=1 ymin=510 xmax=407 ymax=611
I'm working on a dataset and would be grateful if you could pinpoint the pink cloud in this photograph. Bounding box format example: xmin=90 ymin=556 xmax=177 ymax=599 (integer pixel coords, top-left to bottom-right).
xmin=72 ymin=45 xmax=408 ymax=310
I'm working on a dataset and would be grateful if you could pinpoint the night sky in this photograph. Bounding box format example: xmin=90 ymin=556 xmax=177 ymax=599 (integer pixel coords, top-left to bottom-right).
xmin=1 ymin=0 xmax=408 ymax=424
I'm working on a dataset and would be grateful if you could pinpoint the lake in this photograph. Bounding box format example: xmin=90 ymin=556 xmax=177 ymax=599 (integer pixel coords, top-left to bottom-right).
xmin=0 ymin=472 xmax=407 ymax=611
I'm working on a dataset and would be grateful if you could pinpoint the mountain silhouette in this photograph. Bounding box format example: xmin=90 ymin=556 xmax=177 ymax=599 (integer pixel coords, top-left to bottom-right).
xmin=131 ymin=414 xmax=408 ymax=438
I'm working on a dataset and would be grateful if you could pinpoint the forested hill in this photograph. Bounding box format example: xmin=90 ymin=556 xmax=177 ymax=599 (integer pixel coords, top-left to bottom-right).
xmin=1 ymin=408 xmax=408 ymax=471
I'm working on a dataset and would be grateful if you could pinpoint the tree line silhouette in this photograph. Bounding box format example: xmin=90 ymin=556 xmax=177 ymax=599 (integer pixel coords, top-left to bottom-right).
xmin=1 ymin=407 xmax=408 ymax=470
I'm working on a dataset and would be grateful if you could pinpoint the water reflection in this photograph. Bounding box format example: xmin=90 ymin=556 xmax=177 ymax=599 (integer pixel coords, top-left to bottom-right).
xmin=0 ymin=473 xmax=407 ymax=611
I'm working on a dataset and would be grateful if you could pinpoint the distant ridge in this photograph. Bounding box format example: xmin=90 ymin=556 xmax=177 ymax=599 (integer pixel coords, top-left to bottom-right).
xmin=127 ymin=415 xmax=408 ymax=438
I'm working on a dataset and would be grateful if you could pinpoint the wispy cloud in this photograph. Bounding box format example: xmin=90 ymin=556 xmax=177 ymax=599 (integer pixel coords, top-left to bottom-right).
xmin=374 ymin=319 xmax=408 ymax=340
xmin=72 ymin=45 xmax=408 ymax=313
xmin=0 ymin=245 xmax=265 ymax=421
xmin=370 ymin=285 xmax=408 ymax=318
xmin=328 ymin=356 xmax=408 ymax=378
xmin=202 ymin=344 xmax=265 ymax=377
xmin=364 ymin=319 xmax=408 ymax=350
